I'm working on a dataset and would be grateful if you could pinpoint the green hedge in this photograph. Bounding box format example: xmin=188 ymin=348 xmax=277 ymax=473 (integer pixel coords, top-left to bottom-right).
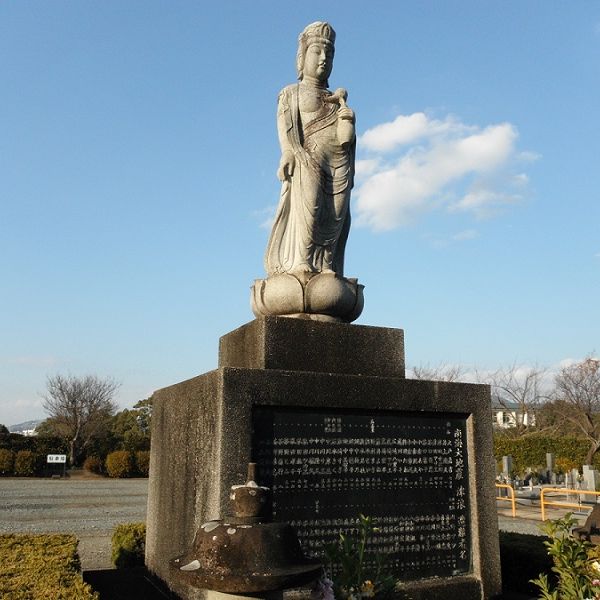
xmin=0 ymin=448 xmax=14 ymax=475
xmin=14 ymin=450 xmax=37 ymax=477
xmin=105 ymin=450 xmax=149 ymax=477
xmin=111 ymin=523 xmax=146 ymax=568
xmin=134 ymin=450 xmax=150 ymax=477
xmin=83 ymin=455 xmax=104 ymax=475
xmin=105 ymin=450 xmax=133 ymax=478
xmin=0 ymin=432 xmax=68 ymax=456
xmin=0 ymin=534 xmax=98 ymax=599
xmin=494 ymin=435 xmax=598 ymax=475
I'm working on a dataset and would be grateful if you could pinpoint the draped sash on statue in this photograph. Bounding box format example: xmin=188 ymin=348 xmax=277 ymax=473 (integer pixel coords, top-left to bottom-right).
xmin=265 ymin=84 xmax=354 ymax=277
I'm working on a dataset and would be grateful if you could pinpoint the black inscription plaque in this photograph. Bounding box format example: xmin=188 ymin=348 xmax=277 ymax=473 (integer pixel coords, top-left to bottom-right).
xmin=252 ymin=407 xmax=470 ymax=581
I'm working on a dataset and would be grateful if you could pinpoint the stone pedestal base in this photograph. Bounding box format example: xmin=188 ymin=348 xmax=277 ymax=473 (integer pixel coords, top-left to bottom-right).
xmin=145 ymin=317 xmax=501 ymax=600
xmin=251 ymin=272 xmax=364 ymax=323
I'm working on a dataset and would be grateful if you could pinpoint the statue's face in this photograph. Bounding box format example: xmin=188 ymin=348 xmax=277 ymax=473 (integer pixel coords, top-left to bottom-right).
xmin=303 ymin=41 xmax=333 ymax=82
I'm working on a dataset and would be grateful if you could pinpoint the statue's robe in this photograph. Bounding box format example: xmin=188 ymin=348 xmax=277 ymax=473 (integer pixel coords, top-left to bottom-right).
xmin=265 ymin=84 xmax=355 ymax=277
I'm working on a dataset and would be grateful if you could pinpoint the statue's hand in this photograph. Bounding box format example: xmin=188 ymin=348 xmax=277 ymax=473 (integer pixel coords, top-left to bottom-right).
xmin=277 ymin=151 xmax=295 ymax=181
xmin=338 ymin=106 xmax=355 ymax=123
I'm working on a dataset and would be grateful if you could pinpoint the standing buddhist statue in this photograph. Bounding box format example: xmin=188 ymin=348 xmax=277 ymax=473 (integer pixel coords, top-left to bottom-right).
xmin=252 ymin=22 xmax=363 ymax=323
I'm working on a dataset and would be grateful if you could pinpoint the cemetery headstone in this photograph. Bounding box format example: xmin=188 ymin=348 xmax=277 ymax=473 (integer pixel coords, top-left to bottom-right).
xmin=502 ymin=455 xmax=513 ymax=478
xmin=582 ymin=465 xmax=600 ymax=503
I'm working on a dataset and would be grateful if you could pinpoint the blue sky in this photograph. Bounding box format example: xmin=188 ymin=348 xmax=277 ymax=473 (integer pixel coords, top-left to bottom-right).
xmin=1 ymin=2 xmax=599 ymax=426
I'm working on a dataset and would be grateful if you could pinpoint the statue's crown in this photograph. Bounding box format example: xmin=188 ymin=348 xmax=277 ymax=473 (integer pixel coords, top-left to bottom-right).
xmin=300 ymin=21 xmax=336 ymax=46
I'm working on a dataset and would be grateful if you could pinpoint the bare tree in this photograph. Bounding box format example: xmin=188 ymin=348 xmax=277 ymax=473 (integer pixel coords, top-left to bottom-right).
xmin=411 ymin=363 xmax=465 ymax=382
xmin=42 ymin=374 xmax=119 ymax=466
xmin=552 ymin=356 xmax=600 ymax=464
xmin=483 ymin=363 xmax=550 ymax=437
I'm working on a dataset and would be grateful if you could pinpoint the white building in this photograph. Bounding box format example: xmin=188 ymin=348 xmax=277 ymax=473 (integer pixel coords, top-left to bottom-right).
xmin=492 ymin=401 xmax=535 ymax=429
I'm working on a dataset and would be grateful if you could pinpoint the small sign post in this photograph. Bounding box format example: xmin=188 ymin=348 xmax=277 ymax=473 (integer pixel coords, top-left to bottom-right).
xmin=47 ymin=454 xmax=67 ymax=477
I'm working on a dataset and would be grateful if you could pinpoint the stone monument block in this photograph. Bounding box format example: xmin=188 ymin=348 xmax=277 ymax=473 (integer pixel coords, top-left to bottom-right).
xmin=219 ymin=317 xmax=405 ymax=378
xmin=145 ymin=317 xmax=501 ymax=600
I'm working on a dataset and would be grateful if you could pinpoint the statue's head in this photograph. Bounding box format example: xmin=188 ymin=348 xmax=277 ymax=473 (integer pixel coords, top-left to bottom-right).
xmin=296 ymin=21 xmax=336 ymax=86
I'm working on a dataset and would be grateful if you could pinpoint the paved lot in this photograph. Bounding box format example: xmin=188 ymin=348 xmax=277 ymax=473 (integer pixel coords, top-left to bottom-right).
xmin=497 ymin=496 xmax=591 ymax=536
xmin=1 ymin=476 xmax=594 ymax=573
xmin=0 ymin=477 xmax=148 ymax=570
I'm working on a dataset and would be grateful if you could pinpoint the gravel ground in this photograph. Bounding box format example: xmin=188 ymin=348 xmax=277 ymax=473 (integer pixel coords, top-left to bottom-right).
xmin=496 ymin=498 xmax=589 ymax=536
xmin=0 ymin=477 xmax=587 ymax=574
xmin=497 ymin=515 xmax=545 ymax=536
xmin=0 ymin=477 xmax=148 ymax=570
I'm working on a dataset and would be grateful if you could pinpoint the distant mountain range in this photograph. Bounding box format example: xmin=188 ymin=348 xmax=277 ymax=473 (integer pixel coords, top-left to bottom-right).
xmin=8 ymin=419 xmax=43 ymax=434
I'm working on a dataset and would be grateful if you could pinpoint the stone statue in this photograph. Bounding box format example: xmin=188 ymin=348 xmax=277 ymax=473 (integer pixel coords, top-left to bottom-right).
xmin=252 ymin=22 xmax=363 ymax=323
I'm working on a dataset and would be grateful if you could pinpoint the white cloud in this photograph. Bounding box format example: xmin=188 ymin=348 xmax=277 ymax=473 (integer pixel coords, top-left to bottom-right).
xmin=360 ymin=112 xmax=470 ymax=153
xmin=253 ymin=205 xmax=277 ymax=229
xmin=558 ymin=358 xmax=578 ymax=368
xmin=452 ymin=229 xmax=480 ymax=241
xmin=14 ymin=397 xmax=44 ymax=410
xmin=557 ymin=356 xmax=599 ymax=370
xmin=422 ymin=228 xmax=481 ymax=248
xmin=518 ymin=151 xmax=541 ymax=162
xmin=354 ymin=158 xmax=381 ymax=178
xmin=450 ymin=188 xmax=521 ymax=219
xmin=354 ymin=112 xmax=534 ymax=231
xmin=512 ymin=173 xmax=529 ymax=186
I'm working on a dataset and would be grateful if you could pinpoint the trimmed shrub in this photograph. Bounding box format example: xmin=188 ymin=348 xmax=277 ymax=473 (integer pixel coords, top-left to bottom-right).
xmin=555 ymin=456 xmax=580 ymax=474
xmin=499 ymin=530 xmax=553 ymax=595
xmin=83 ymin=455 xmax=103 ymax=475
xmin=494 ymin=435 xmax=600 ymax=475
xmin=0 ymin=533 xmax=98 ymax=599
xmin=134 ymin=450 xmax=150 ymax=477
xmin=111 ymin=523 xmax=146 ymax=568
xmin=0 ymin=448 xmax=15 ymax=475
xmin=33 ymin=435 xmax=70 ymax=458
xmin=105 ymin=450 xmax=133 ymax=478
xmin=13 ymin=450 xmax=37 ymax=477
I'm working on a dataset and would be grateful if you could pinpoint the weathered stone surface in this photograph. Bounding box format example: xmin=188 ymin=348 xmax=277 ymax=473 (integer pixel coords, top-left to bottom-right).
xmin=145 ymin=371 xmax=222 ymax=600
xmin=219 ymin=316 xmax=404 ymax=378
xmin=145 ymin=320 xmax=501 ymax=600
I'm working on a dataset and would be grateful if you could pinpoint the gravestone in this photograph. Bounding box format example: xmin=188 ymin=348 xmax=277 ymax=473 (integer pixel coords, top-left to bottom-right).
xmin=546 ymin=452 xmax=556 ymax=484
xmin=582 ymin=465 xmax=600 ymax=503
xmin=145 ymin=20 xmax=500 ymax=600
xmin=502 ymin=455 xmax=513 ymax=478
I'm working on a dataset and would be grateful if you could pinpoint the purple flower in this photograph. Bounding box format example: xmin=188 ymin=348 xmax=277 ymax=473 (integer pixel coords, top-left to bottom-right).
xmin=311 ymin=577 xmax=335 ymax=600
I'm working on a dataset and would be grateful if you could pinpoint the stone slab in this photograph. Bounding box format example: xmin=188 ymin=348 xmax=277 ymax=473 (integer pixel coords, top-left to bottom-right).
xmin=218 ymin=316 xmax=405 ymax=378
xmin=252 ymin=407 xmax=472 ymax=579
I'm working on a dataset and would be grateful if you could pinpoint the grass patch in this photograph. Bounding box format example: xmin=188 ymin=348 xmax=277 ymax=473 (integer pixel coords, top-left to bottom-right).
xmin=0 ymin=534 xmax=98 ymax=599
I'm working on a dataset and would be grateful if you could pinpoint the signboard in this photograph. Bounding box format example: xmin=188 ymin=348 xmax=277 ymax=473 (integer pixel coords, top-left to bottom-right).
xmin=47 ymin=454 xmax=67 ymax=464
xmin=252 ymin=407 xmax=470 ymax=581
